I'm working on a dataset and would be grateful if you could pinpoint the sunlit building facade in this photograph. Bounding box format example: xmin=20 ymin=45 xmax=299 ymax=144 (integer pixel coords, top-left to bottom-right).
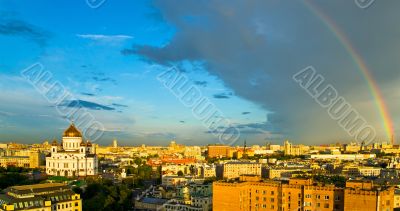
xmin=0 ymin=183 xmax=82 ymax=211
xmin=46 ymin=123 xmax=98 ymax=177
xmin=213 ymin=179 xmax=394 ymax=211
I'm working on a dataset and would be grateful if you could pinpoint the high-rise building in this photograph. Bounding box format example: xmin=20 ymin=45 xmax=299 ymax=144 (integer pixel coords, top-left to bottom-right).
xmin=46 ymin=123 xmax=98 ymax=177
xmin=112 ymin=139 xmax=118 ymax=148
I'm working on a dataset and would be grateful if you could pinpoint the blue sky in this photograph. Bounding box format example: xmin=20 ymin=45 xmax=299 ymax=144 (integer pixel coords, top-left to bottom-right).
xmin=0 ymin=0 xmax=270 ymax=146
xmin=0 ymin=0 xmax=399 ymax=146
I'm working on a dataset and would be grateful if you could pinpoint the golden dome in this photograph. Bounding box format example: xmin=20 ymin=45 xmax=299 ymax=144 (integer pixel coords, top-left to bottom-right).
xmin=63 ymin=123 xmax=82 ymax=137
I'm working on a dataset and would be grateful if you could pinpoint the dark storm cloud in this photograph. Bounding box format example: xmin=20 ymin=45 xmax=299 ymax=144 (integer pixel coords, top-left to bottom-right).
xmin=59 ymin=100 xmax=115 ymax=111
xmin=0 ymin=17 xmax=50 ymax=46
xmin=125 ymin=0 xmax=400 ymax=144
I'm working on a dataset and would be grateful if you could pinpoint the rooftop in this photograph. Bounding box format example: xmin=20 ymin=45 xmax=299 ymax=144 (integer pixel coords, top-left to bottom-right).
xmin=11 ymin=183 xmax=65 ymax=191
xmin=63 ymin=123 xmax=82 ymax=137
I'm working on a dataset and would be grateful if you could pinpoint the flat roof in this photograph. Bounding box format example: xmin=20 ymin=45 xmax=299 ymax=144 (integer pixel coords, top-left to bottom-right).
xmin=11 ymin=183 xmax=65 ymax=191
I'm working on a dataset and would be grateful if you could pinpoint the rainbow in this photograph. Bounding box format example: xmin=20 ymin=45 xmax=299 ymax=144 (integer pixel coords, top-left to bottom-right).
xmin=303 ymin=1 xmax=395 ymax=143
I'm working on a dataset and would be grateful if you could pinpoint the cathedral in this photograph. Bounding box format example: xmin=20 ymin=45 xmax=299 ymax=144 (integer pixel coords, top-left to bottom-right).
xmin=46 ymin=123 xmax=98 ymax=177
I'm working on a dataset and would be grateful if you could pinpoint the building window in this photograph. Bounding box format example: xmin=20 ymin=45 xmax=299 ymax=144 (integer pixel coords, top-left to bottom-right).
xmin=324 ymin=195 xmax=330 ymax=200
xmin=324 ymin=203 xmax=329 ymax=208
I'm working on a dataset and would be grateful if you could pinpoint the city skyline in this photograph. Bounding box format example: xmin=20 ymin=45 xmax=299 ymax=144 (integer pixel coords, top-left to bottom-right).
xmin=0 ymin=1 xmax=399 ymax=146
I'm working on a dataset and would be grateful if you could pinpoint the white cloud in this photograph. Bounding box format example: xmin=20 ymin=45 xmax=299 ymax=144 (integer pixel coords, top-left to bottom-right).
xmin=76 ymin=34 xmax=133 ymax=42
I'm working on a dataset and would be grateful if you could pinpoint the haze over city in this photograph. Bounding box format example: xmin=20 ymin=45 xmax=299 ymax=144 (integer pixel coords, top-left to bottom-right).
xmin=0 ymin=0 xmax=399 ymax=146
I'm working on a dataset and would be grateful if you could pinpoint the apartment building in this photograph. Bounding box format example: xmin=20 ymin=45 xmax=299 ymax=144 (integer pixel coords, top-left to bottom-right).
xmin=283 ymin=140 xmax=309 ymax=156
xmin=343 ymin=166 xmax=381 ymax=177
xmin=207 ymin=145 xmax=231 ymax=158
xmin=0 ymin=151 xmax=43 ymax=168
xmin=200 ymin=164 xmax=216 ymax=178
xmin=266 ymin=167 xmax=312 ymax=179
xmin=213 ymin=178 xmax=394 ymax=211
xmin=223 ymin=161 xmax=262 ymax=179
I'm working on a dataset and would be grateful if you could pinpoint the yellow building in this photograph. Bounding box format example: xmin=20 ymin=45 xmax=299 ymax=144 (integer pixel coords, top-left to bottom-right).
xmin=344 ymin=181 xmax=393 ymax=211
xmin=223 ymin=161 xmax=262 ymax=179
xmin=207 ymin=145 xmax=231 ymax=158
xmin=0 ymin=151 xmax=42 ymax=168
xmin=283 ymin=140 xmax=308 ymax=156
xmin=213 ymin=178 xmax=394 ymax=211
xmin=0 ymin=183 xmax=82 ymax=211
xmin=394 ymin=190 xmax=400 ymax=208
xmin=266 ymin=167 xmax=311 ymax=179
xmin=344 ymin=144 xmax=362 ymax=153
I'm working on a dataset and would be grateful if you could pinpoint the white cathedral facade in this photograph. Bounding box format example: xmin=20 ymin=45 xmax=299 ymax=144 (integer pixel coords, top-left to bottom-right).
xmin=46 ymin=123 xmax=98 ymax=177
